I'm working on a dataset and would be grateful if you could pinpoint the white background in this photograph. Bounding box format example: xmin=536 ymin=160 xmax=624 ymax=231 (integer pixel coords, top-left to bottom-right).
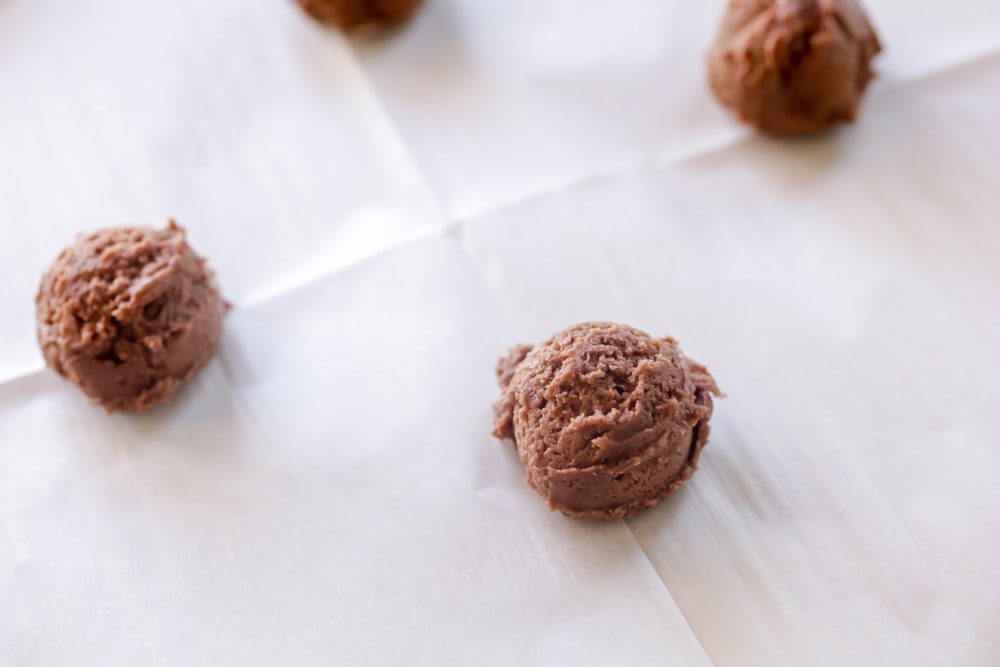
xmin=1 ymin=0 xmax=998 ymax=664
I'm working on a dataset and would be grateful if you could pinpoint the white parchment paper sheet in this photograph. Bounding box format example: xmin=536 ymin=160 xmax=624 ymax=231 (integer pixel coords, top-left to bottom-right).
xmin=1 ymin=0 xmax=998 ymax=664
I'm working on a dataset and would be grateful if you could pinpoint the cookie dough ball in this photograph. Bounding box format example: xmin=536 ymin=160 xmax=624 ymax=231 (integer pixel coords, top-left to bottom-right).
xmin=36 ymin=221 xmax=226 ymax=412
xmin=296 ymin=0 xmax=423 ymax=31
xmin=708 ymin=0 xmax=882 ymax=135
xmin=492 ymin=323 xmax=720 ymax=520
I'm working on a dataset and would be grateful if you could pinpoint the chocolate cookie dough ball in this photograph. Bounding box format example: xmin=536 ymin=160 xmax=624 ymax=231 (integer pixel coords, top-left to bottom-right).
xmin=492 ymin=323 xmax=720 ymax=520
xmin=36 ymin=221 xmax=226 ymax=412
xmin=708 ymin=0 xmax=882 ymax=135
xmin=296 ymin=0 xmax=423 ymax=31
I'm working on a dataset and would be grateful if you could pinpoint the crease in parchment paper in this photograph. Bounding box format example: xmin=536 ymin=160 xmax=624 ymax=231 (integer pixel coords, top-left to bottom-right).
xmin=0 ymin=367 xmax=46 ymax=392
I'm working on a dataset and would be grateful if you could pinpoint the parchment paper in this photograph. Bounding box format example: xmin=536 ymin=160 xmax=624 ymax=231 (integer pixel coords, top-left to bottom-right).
xmin=1 ymin=0 xmax=998 ymax=664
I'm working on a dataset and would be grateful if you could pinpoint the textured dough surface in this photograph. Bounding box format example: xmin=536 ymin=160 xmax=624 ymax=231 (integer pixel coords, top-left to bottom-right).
xmin=36 ymin=221 xmax=225 ymax=412
xmin=493 ymin=322 xmax=720 ymax=520
xmin=296 ymin=0 xmax=423 ymax=31
xmin=708 ymin=0 xmax=882 ymax=135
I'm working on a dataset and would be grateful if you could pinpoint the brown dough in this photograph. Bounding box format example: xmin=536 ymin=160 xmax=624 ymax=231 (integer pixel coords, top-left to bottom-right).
xmin=708 ymin=0 xmax=882 ymax=135
xmin=295 ymin=0 xmax=423 ymax=31
xmin=36 ymin=221 xmax=226 ymax=413
xmin=492 ymin=323 xmax=720 ymax=520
